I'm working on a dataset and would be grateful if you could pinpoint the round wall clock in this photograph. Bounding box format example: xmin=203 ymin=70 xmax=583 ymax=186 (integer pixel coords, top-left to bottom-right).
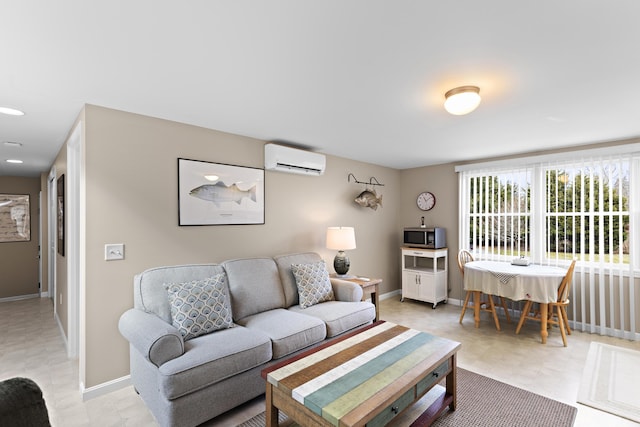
xmin=417 ymin=191 xmax=436 ymax=211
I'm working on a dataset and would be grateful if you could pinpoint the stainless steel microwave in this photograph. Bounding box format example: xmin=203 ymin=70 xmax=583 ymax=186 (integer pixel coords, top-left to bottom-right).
xmin=403 ymin=227 xmax=446 ymax=249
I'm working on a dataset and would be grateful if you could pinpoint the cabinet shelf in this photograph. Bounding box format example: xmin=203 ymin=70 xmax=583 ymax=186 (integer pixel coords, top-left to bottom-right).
xmin=403 ymin=267 xmax=446 ymax=274
xmin=401 ymin=247 xmax=448 ymax=309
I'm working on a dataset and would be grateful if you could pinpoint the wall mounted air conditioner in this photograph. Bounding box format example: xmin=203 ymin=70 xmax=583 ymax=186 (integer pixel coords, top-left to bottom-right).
xmin=264 ymin=143 xmax=326 ymax=176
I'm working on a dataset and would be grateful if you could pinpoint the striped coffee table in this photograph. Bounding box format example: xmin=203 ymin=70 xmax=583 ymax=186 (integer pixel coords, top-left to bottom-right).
xmin=262 ymin=321 xmax=461 ymax=427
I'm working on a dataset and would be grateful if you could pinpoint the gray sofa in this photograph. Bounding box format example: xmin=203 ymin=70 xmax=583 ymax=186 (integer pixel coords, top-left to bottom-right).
xmin=118 ymin=252 xmax=376 ymax=427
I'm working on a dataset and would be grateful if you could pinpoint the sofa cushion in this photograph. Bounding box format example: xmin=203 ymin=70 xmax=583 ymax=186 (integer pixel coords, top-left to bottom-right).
xmin=223 ymin=258 xmax=285 ymax=320
xmin=134 ymin=264 xmax=226 ymax=324
xmin=165 ymin=274 xmax=234 ymax=341
xmin=288 ymin=301 xmax=376 ymax=337
xmin=274 ymin=252 xmax=323 ymax=307
xmin=158 ymin=326 xmax=271 ymax=400
xmin=237 ymin=309 xmax=326 ymax=359
xmin=291 ymin=261 xmax=335 ymax=308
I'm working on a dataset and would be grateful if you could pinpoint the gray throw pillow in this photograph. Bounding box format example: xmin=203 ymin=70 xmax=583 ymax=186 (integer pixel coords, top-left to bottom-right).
xmin=291 ymin=261 xmax=335 ymax=309
xmin=165 ymin=273 xmax=234 ymax=340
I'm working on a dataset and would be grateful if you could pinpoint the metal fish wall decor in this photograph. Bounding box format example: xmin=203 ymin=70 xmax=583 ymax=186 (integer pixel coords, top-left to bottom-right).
xmin=355 ymin=188 xmax=383 ymax=210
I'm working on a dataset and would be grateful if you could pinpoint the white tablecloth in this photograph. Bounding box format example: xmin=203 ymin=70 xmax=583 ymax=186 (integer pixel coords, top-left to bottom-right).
xmin=464 ymin=260 xmax=567 ymax=304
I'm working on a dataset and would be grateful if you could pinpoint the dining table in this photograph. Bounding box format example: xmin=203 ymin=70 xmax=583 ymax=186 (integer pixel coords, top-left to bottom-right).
xmin=463 ymin=260 xmax=568 ymax=343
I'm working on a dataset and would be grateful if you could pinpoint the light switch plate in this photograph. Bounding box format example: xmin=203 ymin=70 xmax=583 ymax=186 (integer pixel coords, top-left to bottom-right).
xmin=105 ymin=243 xmax=125 ymax=261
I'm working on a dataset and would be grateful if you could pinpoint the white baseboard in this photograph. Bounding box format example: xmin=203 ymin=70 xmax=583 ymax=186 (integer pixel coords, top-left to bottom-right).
xmin=40 ymin=291 xmax=50 ymax=298
xmin=445 ymin=297 xmax=463 ymax=306
xmin=81 ymin=375 xmax=131 ymax=401
xmin=55 ymin=314 xmax=69 ymax=351
xmin=379 ymin=289 xmax=400 ymax=300
xmin=379 ymin=289 xmax=464 ymax=308
xmin=569 ymin=321 xmax=640 ymax=341
xmin=0 ymin=293 xmax=40 ymax=303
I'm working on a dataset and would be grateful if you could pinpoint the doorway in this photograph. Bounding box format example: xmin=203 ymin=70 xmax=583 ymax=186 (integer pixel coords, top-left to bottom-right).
xmin=46 ymin=121 xmax=82 ymax=361
xmin=47 ymin=168 xmax=56 ymax=312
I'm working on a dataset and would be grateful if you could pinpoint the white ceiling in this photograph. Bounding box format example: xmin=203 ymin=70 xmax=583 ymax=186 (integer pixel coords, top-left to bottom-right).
xmin=2 ymin=1 xmax=640 ymax=177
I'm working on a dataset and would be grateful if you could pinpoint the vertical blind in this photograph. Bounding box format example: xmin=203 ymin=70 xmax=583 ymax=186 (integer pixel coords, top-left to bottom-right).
xmin=458 ymin=153 xmax=639 ymax=341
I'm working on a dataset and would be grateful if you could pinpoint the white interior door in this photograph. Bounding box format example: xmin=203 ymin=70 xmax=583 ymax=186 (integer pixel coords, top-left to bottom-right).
xmin=47 ymin=168 xmax=56 ymax=312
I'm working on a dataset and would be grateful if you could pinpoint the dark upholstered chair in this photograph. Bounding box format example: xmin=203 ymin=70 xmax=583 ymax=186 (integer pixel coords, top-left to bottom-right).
xmin=0 ymin=377 xmax=50 ymax=426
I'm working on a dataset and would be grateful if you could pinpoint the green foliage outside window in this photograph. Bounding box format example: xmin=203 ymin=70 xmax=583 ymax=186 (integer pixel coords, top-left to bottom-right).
xmin=466 ymin=163 xmax=630 ymax=263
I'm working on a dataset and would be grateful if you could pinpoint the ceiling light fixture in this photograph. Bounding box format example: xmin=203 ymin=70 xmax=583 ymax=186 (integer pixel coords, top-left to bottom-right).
xmin=444 ymin=85 xmax=481 ymax=115
xmin=0 ymin=107 xmax=25 ymax=116
xmin=6 ymin=159 xmax=23 ymax=164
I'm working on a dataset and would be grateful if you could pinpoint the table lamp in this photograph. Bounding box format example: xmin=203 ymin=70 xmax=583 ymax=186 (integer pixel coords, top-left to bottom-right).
xmin=326 ymin=226 xmax=356 ymax=277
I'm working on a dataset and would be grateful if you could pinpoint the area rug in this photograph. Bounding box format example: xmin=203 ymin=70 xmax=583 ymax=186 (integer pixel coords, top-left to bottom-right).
xmin=239 ymin=368 xmax=577 ymax=427
xmin=578 ymin=342 xmax=640 ymax=423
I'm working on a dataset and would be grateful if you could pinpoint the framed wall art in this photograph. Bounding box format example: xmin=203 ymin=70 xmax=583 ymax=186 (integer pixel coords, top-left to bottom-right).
xmin=178 ymin=158 xmax=265 ymax=226
xmin=0 ymin=194 xmax=31 ymax=243
xmin=57 ymin=174 xmax=65 ymax=256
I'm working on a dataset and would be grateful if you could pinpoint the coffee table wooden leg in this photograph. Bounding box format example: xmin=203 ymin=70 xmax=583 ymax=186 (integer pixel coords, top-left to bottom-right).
xmin=265 ymin=383 xmax=279 ymax=427
xmin=447 ymin=354 xmax=457 ymax=411
xmin=410 ymin=355 xmax=457 ymax=427
xmin=540 ymin=303 xmax=548 ymax=344
xmin=473 ymin=291 xmax=481 ymax=328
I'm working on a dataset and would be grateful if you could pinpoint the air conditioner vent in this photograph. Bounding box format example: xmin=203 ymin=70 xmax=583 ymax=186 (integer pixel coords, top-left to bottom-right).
xmin=264 ymin=144 xmax=326 ymax=176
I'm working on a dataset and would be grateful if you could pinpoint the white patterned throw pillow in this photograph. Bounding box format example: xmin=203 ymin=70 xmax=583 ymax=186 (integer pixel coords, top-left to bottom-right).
xmin=165 ymin=273 xmax=234 ymax=340
xmin=291 ymin=261 xmax=335 ymax=309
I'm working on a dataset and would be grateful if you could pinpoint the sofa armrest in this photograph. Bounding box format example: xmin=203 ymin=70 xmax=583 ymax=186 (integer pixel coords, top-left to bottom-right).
xmin=330 ymin=278 xmax=363 ymax=302
xmin=118 ymin=309 xmax=184 ymax=367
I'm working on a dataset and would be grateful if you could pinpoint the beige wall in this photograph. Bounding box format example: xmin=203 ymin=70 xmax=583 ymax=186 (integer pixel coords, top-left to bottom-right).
xmin=0 ymin=176 xmax=41 ymax=299
xmin=399 ymin=163 xmax=462 ymax=299
xmin=63 ymin=104 xmax=640 ymax=391
xmin=81 ymin=105 xmax=401 ymax=388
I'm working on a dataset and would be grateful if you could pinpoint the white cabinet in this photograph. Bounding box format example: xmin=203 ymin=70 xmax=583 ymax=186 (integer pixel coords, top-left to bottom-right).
xmin=401 ymin=247 xmax=448 ymax=308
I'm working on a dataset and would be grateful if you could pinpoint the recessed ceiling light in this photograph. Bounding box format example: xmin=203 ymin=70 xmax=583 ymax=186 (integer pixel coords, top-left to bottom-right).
xmin=6 ymin=159 xmax=23 ymax=164
xmin=0 ymin=107 xmax=25 ymax=116
xmin=3 ymin=141 xmax=23 ymax=147
xmin=204 ymin=175 xmax=219 ymax=181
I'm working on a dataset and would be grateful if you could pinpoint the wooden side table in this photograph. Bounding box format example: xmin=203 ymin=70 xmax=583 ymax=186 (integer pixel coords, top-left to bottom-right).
xmin=331 ymin=275 xmax=382 ymax=321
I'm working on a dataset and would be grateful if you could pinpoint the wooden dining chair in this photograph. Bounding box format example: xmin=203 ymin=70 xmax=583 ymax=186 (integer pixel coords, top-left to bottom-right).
xmin=457 ymin=250 xmax=511 ymax=329
xmin=515 ymin=259 xmax=577 ymax=346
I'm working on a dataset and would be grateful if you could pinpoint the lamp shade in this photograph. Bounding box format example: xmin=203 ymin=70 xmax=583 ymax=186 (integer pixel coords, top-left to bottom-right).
xmin=444 ymin=85 xmax=481 ymax=115
xmin=326 ymin=227 xmax=356 ymax=250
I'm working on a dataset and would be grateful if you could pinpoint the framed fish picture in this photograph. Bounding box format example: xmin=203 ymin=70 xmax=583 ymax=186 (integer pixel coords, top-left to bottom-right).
xmin=178 ymin=158 xmax=265 ymax=225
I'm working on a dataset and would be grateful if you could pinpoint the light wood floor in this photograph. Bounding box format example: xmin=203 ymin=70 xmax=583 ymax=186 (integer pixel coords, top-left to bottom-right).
xmin=1 ymin=296 xmax=639 ymax=426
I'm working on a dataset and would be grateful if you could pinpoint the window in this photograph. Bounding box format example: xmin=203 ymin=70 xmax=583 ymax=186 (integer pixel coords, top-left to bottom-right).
xmin=463 ymin=168 xmax=532 ymax=260
xmin=459 ymin=155 xmax=636 ymax=268
xmin=543 ymin=160 xmax=630 ymax=265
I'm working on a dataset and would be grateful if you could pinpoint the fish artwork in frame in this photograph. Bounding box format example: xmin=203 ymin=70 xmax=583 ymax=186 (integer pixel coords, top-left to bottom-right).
xmin=178 ymin=158 xmax=265 ymax=225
